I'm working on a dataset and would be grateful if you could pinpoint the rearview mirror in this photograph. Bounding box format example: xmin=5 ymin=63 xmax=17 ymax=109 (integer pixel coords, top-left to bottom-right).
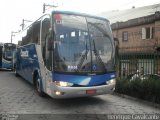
xmin=47 ymin=36 xmax=53 ymax=51
xmin=114 ymin=38 xmax=119 ymax=45
xmin=156 ymin=47 xmax=160 ymax=52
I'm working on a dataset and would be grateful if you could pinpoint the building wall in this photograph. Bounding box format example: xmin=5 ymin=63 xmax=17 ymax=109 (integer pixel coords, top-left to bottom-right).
xmin=113 ymin=19 xmax=160 ymax=76
xmin=113 ymin=20 xmax=160 ymax=54
xmin=113 ymin=23 xmax=155 ymax=48
xmin=155 ymin=21 xmax=160 ymax=39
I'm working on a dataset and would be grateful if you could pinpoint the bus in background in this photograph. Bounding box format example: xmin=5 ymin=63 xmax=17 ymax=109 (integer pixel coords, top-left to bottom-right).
xmin=15 ymin=11 xmax=116 ymax=98
xmin=0 ymin=43 xmax=16 ymax=70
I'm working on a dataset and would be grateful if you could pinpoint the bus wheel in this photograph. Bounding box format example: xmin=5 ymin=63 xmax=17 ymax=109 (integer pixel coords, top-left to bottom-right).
xmin=35 ymin=76 xmax=45 ymax=97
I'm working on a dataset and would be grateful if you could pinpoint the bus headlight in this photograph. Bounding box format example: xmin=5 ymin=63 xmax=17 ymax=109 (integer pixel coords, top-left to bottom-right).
xmin=106 ymin=79 xmax=116 ymax=85
xmin=55 ymin=81 xmax=73 ymax=87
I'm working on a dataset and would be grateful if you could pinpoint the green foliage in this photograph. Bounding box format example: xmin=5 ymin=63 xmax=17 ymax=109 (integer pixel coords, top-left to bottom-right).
xmin=115 ymin=77 xmax=160 ymax=104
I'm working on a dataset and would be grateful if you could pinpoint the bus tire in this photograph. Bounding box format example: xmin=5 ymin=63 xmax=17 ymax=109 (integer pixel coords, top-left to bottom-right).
xmin=35 ymin=76 xmax=45 ymax=97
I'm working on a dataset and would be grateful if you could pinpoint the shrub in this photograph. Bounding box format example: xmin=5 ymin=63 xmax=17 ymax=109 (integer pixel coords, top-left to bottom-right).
xmin=115 ymin=77 xmax=160 ymax=104
xmin=153 ymin=79 xmax=160 ymax=103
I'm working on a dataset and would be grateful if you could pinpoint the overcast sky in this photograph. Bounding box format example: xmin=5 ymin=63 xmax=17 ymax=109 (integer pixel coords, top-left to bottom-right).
xmin=0 ymin=0 xmax=160 ymax=44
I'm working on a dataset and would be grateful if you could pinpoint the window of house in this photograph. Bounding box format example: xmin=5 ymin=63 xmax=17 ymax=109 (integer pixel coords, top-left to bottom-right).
xmin=122 ymin=31 xmax=128 ymax=41
xmin=142 ymin=27 xmax=153 ymax=40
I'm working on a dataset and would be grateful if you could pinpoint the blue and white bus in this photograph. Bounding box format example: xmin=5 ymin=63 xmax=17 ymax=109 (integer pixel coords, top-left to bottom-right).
xmin=0 ymin=43 xmax=16 ymax=70
xmin=15 ymin=11 xmax=116 ymax=98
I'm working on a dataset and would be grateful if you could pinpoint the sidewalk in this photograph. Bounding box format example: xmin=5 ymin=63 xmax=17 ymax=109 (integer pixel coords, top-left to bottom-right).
xmin=113 ymin=92 xmax=160 ymax=109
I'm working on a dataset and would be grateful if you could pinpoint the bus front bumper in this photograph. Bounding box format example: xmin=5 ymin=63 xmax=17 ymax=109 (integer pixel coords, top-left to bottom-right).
xmin=49 ymin=83 xmax=115 ymax=99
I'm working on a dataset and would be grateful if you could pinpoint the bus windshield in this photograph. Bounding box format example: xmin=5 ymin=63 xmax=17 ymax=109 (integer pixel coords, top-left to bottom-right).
xmin=53 ymin=14 xmax=114 ymax=74
xmin=3 ymin=43 xmax=16 ymax=61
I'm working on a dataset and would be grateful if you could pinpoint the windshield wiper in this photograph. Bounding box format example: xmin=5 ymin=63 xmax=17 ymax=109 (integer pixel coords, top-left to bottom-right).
xmin=77 ymin=22 xmax=109 ymax=72
xmin=76 ymin=41 xmax=88 ymax=72
xmin=92 ymin=39 xmax=107 ymax=72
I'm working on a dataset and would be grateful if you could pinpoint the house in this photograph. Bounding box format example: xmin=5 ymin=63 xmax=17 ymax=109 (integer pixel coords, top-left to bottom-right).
xmin=111 ymin=11 xmax=160 ymax=53
xmin=99 ymin=4 xmax=160 ymax=78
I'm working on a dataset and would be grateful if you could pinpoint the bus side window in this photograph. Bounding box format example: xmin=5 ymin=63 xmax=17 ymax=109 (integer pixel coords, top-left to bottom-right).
xmin=45 ymin=34 xmax=52 ymax=70
xmin=41 ymin=15 xmax=52 ymax=70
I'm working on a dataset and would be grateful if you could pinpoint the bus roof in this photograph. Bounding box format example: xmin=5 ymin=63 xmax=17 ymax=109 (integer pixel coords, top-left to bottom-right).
xmin=52 ymin=10 xmax=109 ymax=22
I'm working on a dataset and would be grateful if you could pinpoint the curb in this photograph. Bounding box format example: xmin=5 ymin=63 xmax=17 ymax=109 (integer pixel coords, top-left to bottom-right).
xmin=112 ymin=92 xmax=160 ymax=109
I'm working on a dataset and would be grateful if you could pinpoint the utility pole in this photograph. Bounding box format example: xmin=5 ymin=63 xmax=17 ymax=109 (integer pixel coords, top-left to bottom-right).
xmin=11 ymin=31 xmax=20 ymax=43
xmin=20 ymin=19 xmax=32 ymax=30
xmin=43 ymin=3 xmax=58 ymax=13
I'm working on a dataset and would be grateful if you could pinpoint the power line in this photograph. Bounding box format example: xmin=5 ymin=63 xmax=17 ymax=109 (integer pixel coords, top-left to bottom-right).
xmin=43 ymin=3 xmax=58 ymax=13
xmin=20 ymin=19 xmax=32 ymax=30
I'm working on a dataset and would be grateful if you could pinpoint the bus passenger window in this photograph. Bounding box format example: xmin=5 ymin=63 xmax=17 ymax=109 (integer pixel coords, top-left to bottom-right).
xmin=71 ymin=31 xmax=75 ymax=37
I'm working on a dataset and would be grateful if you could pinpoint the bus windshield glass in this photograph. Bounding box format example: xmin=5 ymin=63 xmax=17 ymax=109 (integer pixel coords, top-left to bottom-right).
xmin=3 ymin=43 xmax=16 ymax=60
xmin=53 ymin=14 xmax=114 ymax=74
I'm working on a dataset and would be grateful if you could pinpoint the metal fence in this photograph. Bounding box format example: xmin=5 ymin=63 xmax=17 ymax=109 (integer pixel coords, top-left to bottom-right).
xmin=116 ymin=46 xmax=160 ymax=79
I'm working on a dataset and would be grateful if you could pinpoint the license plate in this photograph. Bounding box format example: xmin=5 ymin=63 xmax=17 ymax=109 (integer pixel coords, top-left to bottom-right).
xmin=86 ymin=89 xmax=96 ymax=94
